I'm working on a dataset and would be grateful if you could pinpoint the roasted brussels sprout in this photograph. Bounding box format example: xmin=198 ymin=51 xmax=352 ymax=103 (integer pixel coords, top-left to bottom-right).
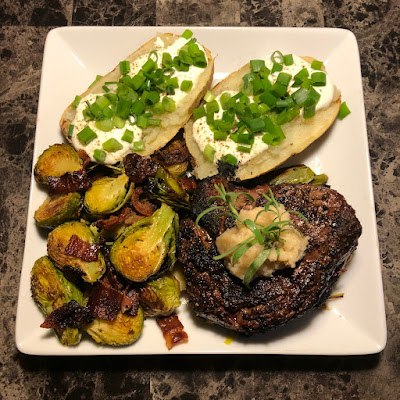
xmin=139 ymin=274 xmax=181 ymax=317
xmin=147 ymin=167 xmax=190 ymax=209
xmin=31 ymin=256 xmax=84 ymax=345
xmin=86 ymin=307 xmax=144 ymax=346
xmin=47 ymin=221 xmax=105 ymax=283
xmin=165 ymin=161 xmax=189 ymax=178
xmin=110 ymin=203 xmax=178 ymax=282
xmin=34 ymin=192 xmax=82 ymax=228
xmin=268 ymin=165 xmax=328 ymax=185
xmin=84 ymin=174 xmax=133 ymax=217
xmin=34 ymin=144 xmax=83 ymax=184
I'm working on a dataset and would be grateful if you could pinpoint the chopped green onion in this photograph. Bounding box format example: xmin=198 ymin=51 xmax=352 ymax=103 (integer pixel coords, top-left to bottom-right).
xmin=193 ymin=54 xmax=207 ymax=68
xmin=203 ymin=91 xmax=216 ymax=103
xmin=152 ymin=102 xmax=165 ymax=115
xmin=119 ymin=60 xmax=130 ymax=75
xmin=102 ymin=138 xmax=123 ymax=152
xmin=89 ymin=75 xmax=103 ymax=88
xmin=311 ymin=60 xmax=323 ymax=70
xmin=247 ymin=118 xmax=265 ymax=133
xmin=276 ymin=97 xmax=295 ymax=108
xmin=237 ymin=144 xmax=252 ymax=153
xmin=293 ymin=68 xmax=309 ymax=84
xmin=93 ymin=149 xmax=106 ymax=163
xmin=221 ymin=154 xmax=238 ymax=165
xmin=338 ymin=102 xmax=351 ymax=120
xmin=148 ymin=118 xmax=161 ymax=127
xmin=116 ymin=98 xmax=131 ymax=119
xmin=310 ymin=72 xmax=326 ymax=86
xmin=220 ymin=92 xmax=232 ymax=110
xmin=276 ymin=72 xmax=292 ymax=86
xmin=303 ymin=104 xmax=316 ymax=119
xmin=162 ymin=96 xmax=176 ymax=112
xmin=182 ymin=29 xmax=193 ymax=39
xmin=193 ymin=106 xmax=206 ymax=120
xmin=206 ymin=100 xmax=220 ymax=114
xmin=204 ymin=144 xmax=215 ymax=163
xmin=283 ymin=54 xmax=294 ymax=66
xmin=102 ymin=85 xmax=110 ymax=93
xmin=71 ymin=95 xmax=81 ymax=109
xmin=162 ymin=52 xmax=172 ymax=68
xmin=250 ymin=60 xmax=265 ymax=73
xmin=260 ymin=91 xmax=278 ymax=108
xmin=121 ymin=129 xmax=134 ymax=143
xmin=131 ymin=100 xmax=145 ymax=115
xmin=95 ymin=95 xmax=111 ymax=109
xmin=95 ymin=119 xmax=114 ymax=132
xmin=271 ymin=50 xmax=284 ymax=64
xmin=271 ymin=62 xmax=283 ymax=73
xmin=142 ymin=58 xmax=156 ymax=73
xmin=131 ymin=73 xmax=146 ymax=90
xmin=136 ymin=115 xmax=148 ymax=129
xmin=133 ymin=141 xmax=145 ymax=152
xmin=270 ymin=82 xmax=288 ymax=98
xmin=292 ymin=87 xmax=310 ymax=106
xmin=237 ymin=132 xmax=254 ymax=145
xmin=181 ymin=80 xmax=193 ymax=91
xmin=77 ymin=126 xmax=97 ymax=145
xmin=67 ymin=124 xmax=74 ymax=138
xmin=213 ymin=131 xmax=228 ymax=141
xmin=113 ymin=115 xmax=126 ymax=129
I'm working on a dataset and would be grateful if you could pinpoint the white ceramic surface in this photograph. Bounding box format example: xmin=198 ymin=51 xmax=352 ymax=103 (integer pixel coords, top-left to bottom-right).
xmin=16 ymin=27 xmax=386 ymax=355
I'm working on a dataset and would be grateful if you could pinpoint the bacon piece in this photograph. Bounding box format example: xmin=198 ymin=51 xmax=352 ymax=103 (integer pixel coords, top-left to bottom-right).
xmin=131 ymin=186 xmax=157 ymax=216
xmin=48 ymin=169 xmax=91 ymax=194
xmin=87 ymin=269 xmax=140 ymax=320
xmin=64 ymin=235 xmax=100 ymax=262
xmin=40 ymin=300 xmax=94 ymax=334
xmin=77 ymin=149 xmax=91 ymax=168
xmin=154 ymin=140 xmax=189 ymax=166
xmin=156 ymin=314 xmax=188 ymax=350
xmin=124 ymin=153 xmax=160 ymax=184
xmin=93 ymin=207 xmax=134 ymax=231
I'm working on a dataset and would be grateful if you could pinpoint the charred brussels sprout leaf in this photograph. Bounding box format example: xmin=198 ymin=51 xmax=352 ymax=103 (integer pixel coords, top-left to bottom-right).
xmin=147 ymin=167 xmax=190 ymax=210
xmin=110 ymin=203 xmax=179 ymax=282
xmin=47 ymin=221 xmax=105 ymax=283
xmin=84 ymin=174 xmax=133 ymax=217
xmin=34 ymin=192 xmax=82 ymax=228
xmin=268 ymin=165 xmax=328 ymax=185
xmin=165 ymin=161 xmax=189 ymax=178
xmin=31 ymin=256 xmax=84 ymax=345
xmin=139 ymin=274 xmax=181 ymax=317
xmin=34 ymin=144 xmax=83 ymax=184
xmin=86 ymin=307 xmax=144 ymax=346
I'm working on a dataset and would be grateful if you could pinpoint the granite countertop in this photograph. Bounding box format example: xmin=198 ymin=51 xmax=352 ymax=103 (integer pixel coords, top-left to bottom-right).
xmin=1 ymin=1 xmax=399 ymax=399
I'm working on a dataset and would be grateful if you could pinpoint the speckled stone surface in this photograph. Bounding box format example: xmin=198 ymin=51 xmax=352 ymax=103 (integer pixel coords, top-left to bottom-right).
xmin=1 ymin=1 xmax=399 ymax=399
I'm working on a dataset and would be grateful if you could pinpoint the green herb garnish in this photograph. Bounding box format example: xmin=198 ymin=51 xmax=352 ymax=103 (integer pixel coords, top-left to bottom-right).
xmin=196 ymin=184 xmax=307 ymax=287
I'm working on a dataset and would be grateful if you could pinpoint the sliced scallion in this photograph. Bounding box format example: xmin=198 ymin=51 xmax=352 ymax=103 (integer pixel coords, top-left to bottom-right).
xmin=121 ymin=129 xmax=134 ymax=143
xmin=78 ymin=126 xmax=97 ymax=145
xmin=71 ymin=95 xmax=81 ymax=109
xmin=102 ymin=138 xmax=123 ymax=152
xmin=95 ymin=119 xmax=114 ymax=132
xmin=193 ymin=106 xmax=206 ymax=120
xmin=93 ymin=149 xmax=106 ymax=163
xmin=338 ymin=102 xmax=351 ymax=120
xmin=310 ymin=72 xmax=326 ymax=86
xmin=221 ymin=154 xmax=238 ymax=165
xmin=283 ymin=54 xmax=294 ymax=66
xmin=311 ymin=60 xmax=323 ymax=70
xmin=204 ymin=144 xmax=216 ymax=163
xmin=181 ymin=80 xmax=193 ymax=91
xmin=203 ymin=91 xmax=216 ymax=103
xmin=68 ymin=124 xmax=74 ymax=138
xmin=119 ymin=60 xmax=130 ymax=75
xmin=182 ymin=29 xmax=193 ymax=39
xmin=133 ymin=141 xmax=145 ymax=152
xmin=250 ymin=59 xmax=265 ymax=73
xmin=271 ymin=50 xmax=284 ymax=64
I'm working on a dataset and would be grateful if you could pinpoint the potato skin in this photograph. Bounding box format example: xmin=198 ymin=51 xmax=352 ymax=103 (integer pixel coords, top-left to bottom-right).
xmin=185 ymin=57 xmax=341 ymax=181
xmin=60 ymin=33 xmax=214 ymax=157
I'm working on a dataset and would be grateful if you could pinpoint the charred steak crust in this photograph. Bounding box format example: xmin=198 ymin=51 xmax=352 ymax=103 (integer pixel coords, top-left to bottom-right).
xmin=178 ymin=177 xmax=362 ymax=334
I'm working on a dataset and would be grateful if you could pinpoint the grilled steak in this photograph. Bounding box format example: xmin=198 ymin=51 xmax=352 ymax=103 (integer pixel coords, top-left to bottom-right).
xmin=178 ymin=176 xmax=362 ymax=334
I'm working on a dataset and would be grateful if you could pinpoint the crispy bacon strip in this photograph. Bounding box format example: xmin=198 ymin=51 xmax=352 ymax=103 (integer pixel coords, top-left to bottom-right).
xmin=48 ymin=169 xmax=91 ymax=194
xmin=131 ymin=186 xmax=156 ymax=216
xmin=94 ymin=207 xmax=133 ymax=231
xmin=40 ymin=300 xmax=94 ymax=334
xmin=156 ymin=314 xmax=188 ymax=350
xmin=179 ymin=176 xmax=197 ymax=194
xmin=87 ymin=270 xmax=140 ymax=320
xmin=123 ymin=153 xmax=159 ymax=184
xmin=64 ymin=235 xmax=100 ymax=262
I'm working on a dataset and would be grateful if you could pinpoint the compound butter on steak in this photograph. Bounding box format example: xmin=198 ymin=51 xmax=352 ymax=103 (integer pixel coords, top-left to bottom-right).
xmin=178 ymin=176 xmax=362 ymax=334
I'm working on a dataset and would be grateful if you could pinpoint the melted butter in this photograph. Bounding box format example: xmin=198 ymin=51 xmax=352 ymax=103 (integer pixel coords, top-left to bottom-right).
xmin=71 ymin=94 xmax=142 ymax=164
xmin=192 ymin=54 xmax=335 ymax=165
xmin=216 ymin=206 xmax=309 ymax=281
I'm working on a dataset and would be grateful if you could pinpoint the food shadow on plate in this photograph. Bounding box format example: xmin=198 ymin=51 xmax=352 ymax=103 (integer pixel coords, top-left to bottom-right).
xmin=185 ymin=301 xmax=319 ymax=345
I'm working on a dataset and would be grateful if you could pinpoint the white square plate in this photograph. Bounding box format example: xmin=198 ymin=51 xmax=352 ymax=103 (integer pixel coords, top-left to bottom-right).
xmin=16 ymin=27 xmax=386 ymax=355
